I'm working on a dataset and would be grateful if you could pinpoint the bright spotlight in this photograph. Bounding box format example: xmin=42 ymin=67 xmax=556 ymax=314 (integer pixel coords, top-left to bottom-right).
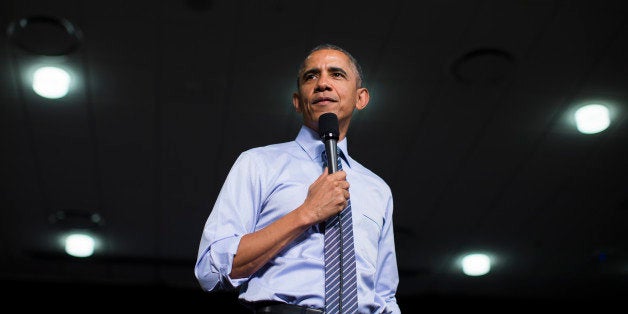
xmin=64 ymin=233 xmax=95 ymax=258
xmin=574 ymin=104 xmax=610 ymax=134
xmin=32 ymin=66 xmax=71 ymax=99
xmin=461 ymin=253 xmax=491 ymax=276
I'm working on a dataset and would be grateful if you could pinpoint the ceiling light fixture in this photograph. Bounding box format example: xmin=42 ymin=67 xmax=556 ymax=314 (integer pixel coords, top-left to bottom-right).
xmin=461 ymin=253 xmax=491 ymax=276
xmin=32 ymin=66 xmax=71 ymax=99
xmin=49 ymin=209 xmax=104 ymax=258
xmin=6 ymin=15 xmax=83 ymax=56
xmin=64 ymin=233 xmax=95 ymax=258
xmin=574 ymin=104 xmax=610 ymax=134
xmin=450 ymin=48 xmax=516 ymax=86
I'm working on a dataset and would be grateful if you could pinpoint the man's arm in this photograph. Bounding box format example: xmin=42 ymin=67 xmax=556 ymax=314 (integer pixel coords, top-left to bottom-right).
xmin=230 ymin=167 xmax=350 ymax=278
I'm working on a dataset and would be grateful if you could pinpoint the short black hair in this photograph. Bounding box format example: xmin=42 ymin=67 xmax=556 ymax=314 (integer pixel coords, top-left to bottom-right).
xmin=296 ymin=43 xmax=364 ymax=89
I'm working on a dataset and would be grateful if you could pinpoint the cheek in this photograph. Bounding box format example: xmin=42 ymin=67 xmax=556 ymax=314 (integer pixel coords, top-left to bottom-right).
xmin=340 ymin=93 xmax=358 ymax=109
xmin=338 ymin=87 xmax=356 ymax=101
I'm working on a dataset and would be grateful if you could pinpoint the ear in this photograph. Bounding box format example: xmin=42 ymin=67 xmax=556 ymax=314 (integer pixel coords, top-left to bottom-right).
xmin=355 ymin=87 xmax=370 ymax=111
xmin=292 ymin=92 xmax=302 ymax=113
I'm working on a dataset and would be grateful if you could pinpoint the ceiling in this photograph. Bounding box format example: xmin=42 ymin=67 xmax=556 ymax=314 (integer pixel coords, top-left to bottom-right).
xmin=2 ymin=0 xmax=627 ymax=310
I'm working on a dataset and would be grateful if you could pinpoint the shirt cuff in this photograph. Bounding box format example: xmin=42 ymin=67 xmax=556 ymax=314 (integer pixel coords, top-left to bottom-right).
xmin=210 ymin=234 xmax=249 ymax=288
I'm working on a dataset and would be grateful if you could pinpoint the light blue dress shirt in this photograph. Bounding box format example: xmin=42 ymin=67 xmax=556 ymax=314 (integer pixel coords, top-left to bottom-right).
xmin=195 ymin=125 xmax=401 ymax=314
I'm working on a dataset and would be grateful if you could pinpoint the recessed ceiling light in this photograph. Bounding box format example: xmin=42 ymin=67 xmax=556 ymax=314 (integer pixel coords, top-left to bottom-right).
xmin=574 ymin=104 xmax=610 ymax=134
xmin=451 ymin=48 xmax=516 ymax=86
xmin=461 ymin=253 xmax=491 ymax=276
xmin=7 ymin=15 xmax=82 ymax=56
xmin=32 ymin=66 xmax=71 ymax=99
xmin=64 ymin=233 xmax=95 ymax=258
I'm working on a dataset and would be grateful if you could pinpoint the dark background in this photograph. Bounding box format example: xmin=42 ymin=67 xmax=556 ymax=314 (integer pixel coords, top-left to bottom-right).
xmin=2 ymin=0 xmax=627 ymax=311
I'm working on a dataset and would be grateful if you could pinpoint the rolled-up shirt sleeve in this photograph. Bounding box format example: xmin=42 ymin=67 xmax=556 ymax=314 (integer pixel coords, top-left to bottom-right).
xmin=195 ymin=233 xmax=245 ymax=290
xmin=194 ymin=151 xmax=262 ymax=291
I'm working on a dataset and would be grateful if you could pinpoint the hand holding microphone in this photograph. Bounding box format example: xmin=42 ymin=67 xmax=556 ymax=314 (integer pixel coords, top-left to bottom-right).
xmin=302 ymin=112 xmax=350 ymax=224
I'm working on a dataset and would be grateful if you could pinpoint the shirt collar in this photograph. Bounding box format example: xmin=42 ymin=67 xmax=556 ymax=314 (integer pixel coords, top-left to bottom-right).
xmin=295 ymin=125 xmax=351 ymax=168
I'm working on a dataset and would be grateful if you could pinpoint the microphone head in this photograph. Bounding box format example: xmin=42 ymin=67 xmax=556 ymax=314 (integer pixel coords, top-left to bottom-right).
xmin=318 ymin=112 xmax=339 ymax=141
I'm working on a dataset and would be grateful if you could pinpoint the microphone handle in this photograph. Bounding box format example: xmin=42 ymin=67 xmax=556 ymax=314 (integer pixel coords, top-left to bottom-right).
xmin=325 ymin=139 xmax=338 ymax=174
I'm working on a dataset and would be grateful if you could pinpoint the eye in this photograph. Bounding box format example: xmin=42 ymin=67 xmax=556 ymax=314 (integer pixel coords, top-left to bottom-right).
xmin=331 ymin=72 xmax=345 ymax=79
xmin=304 ymin=73 xmax=317 ymax=81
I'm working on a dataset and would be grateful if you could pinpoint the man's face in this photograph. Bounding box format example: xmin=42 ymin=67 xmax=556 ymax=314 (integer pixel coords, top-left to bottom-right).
xmin=292 ymin=49 xmax=368 ymax=137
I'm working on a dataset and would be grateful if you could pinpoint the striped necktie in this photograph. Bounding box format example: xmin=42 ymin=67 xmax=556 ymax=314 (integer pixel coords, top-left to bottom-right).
xmin=322 ymin=149 xmax=358 ymax=314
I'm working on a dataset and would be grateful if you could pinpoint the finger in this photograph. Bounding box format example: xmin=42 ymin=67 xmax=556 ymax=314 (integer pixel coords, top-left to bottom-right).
xmin=331 ymin=170 xmax=346 ymax=180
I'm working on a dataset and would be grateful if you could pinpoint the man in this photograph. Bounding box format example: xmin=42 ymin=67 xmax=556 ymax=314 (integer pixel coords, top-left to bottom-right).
xmin=195 ymin=44 xmax=401 ymax=313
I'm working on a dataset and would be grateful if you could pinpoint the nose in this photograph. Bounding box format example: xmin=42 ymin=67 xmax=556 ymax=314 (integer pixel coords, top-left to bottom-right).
xmin=314 ymin=74 xmax=332 ymax=92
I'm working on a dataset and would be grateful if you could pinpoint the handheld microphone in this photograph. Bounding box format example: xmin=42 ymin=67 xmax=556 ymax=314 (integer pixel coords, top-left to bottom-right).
xmin=318 ymin=112 xmax=339 ymax=174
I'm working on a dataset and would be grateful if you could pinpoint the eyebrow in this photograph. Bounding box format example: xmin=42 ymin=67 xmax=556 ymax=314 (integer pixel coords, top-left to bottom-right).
xmin=301 ymin=66 xmax=349 ymax=80
xmin=328 ymin=66 xmax=348 ymax=76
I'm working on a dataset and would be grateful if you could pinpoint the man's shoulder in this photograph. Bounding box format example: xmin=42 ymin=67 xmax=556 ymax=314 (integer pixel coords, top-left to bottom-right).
xmin=246 ymin=140 xmax=298 ymax=152
xmin=349 ymin=158 xmax=391 ymax=192
xmin=239 ymin=140 xmax=300 ymax=160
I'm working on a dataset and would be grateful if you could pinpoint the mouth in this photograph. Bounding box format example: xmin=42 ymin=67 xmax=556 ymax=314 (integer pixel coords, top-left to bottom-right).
xmin=312 ymin=97 xmax=337 ymax=105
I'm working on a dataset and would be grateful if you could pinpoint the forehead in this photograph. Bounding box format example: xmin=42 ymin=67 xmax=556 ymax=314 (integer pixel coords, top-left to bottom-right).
xmin=303 ymin=49 xmax=352 ymax=70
